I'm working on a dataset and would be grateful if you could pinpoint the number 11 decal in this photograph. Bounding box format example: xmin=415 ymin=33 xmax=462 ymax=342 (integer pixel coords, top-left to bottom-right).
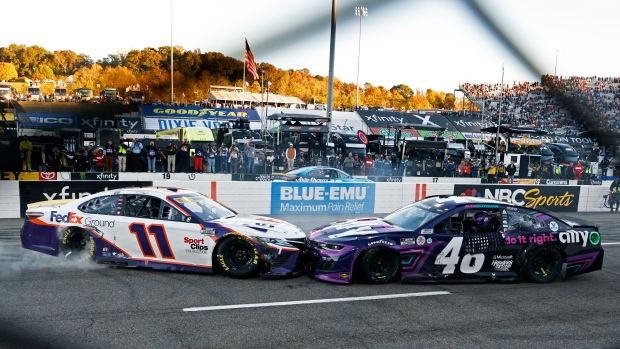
xmin=130 ymin=223 xmax=176 ymax=259
xmin=434 ymin=237 xmax=484 ymax=274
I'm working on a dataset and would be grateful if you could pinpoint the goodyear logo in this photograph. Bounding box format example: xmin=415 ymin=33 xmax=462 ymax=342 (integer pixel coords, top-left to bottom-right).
xmin=152 ymin=107 xmax=249 ymax=118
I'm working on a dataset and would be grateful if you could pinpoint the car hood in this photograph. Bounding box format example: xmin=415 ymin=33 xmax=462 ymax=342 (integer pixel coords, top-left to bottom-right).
xmin=309 ymin=217 xmax=405 ymax=241
xmin=213 ymin=214 xmax=306 ymax=239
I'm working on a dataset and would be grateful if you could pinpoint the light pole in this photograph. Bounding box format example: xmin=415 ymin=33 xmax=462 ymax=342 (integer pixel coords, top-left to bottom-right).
xmin=355 ymin=6 xmax=367 ymax=110
xmin=170 ymin=0 xmax=174 ymax=105
xmin=495 ymin=65 xmax=504 ymax=161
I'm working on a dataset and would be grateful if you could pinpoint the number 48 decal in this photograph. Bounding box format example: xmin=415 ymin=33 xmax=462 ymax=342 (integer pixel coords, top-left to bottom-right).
xmin=434 ymin=237 xmax=485 ymax=274
xmin=130 ymin=223 xmax=175 ymax=259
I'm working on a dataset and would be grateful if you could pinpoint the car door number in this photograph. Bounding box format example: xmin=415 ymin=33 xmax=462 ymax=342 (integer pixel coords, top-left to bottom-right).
xmin=129 ymin=223 xmax=176 ymax=259
xmin=434 ymin=237 xmax=485 ymax=274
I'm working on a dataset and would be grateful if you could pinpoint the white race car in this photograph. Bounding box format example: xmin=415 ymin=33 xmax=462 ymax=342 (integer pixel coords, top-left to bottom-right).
xmin=21 ymin=187 xmax=306 ymax=278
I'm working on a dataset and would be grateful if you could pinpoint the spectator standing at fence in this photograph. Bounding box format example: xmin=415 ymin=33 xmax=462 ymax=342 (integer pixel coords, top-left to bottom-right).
xmin=497 ymin=161 xmax=507 ymax=181
xmin=39 ymin=146 xmax=50 ymax=172
xmin=229 ymin=146 xmax=239 ymax=173
xmin=286 ymin=143 xmax=296 ymax=171
xmin=343 ymin=152 xmax=355 ymax=175
xmin=506 ymin=160 xmax=517 ymax=183
xmin=445 ymin=159 xmax=455 ymax=177
xmin=600 ymin=157 xmax=610 ymax=180
xmin=104 ymin=140 xmax=115 ymax=172
xmin=461 ymin=159 xmax=472 ymax=177
xmin=353 ymin=154 xmax=363 ymax=175
xmin=574 ymin=161 xmax=584 ymax=180
xmin=553 ymin=163 xmax=562 ymax=179
xmin=179 ymin=140 xmax=190 ymax=173
xmin=256 ymin=149 xmax=265 ymax=174
xmin=207 ymin=144 xmax=217 ymax=173
xmin=19 ymin=135 xmax=33 ymax=171
xmin=130 ymin=139 xmax=143 ymax=172
xmin=471 ymin=158 xmax=480 ymax=178
xmin=94 ymin=149 xmax=105 ymax=172
xmin=486 ymin=159 xmax=497 ymax=183
xmin=364 ymin=153 xmax=374 ymax=176
xmin=156 ymin=149 xmax=166 ymax=173
xmin=166 ymin=141 xmax=177 ymax=173
xmin=117 ymin=141 xmax=127 ymax=172
xmin=194 ymin=143 xmax=204 ymax=173
xmin=220 ymin=144 xmax=230 ymax=173
xmin=246 ymin=141 xmax=256 ymax=174
xmin=564 ymin=162 xmax=575 ymax=180
xmin=383 ymin=155 xmax=393 ymax=176
xmin=146 ymin=141 xmax=157 ymax=173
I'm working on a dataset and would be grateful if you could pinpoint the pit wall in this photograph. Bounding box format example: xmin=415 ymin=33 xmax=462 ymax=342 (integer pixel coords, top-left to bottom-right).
xmin=3 ymin=174 xmax=613 ymax=218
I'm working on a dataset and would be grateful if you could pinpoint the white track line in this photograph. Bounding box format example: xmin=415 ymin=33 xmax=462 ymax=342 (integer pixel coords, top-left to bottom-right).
xmin=183 ymin=291 xmax=450 ymax=312
xmin=602 ymin=242 xmax=620 ymax=245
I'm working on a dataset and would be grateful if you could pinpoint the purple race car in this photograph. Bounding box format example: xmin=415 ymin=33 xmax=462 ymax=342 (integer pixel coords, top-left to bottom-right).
xmin=306 ymin=196 xmax=604 ymax=284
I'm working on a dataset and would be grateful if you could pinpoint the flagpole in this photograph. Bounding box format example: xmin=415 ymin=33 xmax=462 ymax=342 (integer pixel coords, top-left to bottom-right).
xmin=242 ymin=34 xmax=246 ymax=109
xmin=170 ymin=0 xmax=174 ymax=105
xmin=495 ymin=65 xmax=504 ymax=161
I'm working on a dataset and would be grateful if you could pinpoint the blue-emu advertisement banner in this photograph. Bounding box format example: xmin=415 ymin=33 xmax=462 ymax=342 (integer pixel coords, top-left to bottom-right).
xmin=271 ymin=182 xmax=375 ymax=214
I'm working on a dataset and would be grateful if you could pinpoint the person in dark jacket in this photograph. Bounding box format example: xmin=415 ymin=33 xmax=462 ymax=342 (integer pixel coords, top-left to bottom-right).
xmin=506 ymin=160 xmax=517 ymax=183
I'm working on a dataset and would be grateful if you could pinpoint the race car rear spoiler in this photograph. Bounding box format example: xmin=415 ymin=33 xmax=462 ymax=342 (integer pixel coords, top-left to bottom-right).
xmin=27 ymin=199 xmax=76 ymax=209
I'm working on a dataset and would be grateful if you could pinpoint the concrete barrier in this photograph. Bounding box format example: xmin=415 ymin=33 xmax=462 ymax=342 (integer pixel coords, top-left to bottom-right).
xmin=6 ymin=173 xmax=613 ymax=218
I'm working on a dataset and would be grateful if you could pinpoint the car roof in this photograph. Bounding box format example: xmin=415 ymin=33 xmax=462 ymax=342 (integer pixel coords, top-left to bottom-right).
xmin=94 ymin=187 xmax=200 ymax=197
xmin=420 ymin=195 xmax=512 ymax=209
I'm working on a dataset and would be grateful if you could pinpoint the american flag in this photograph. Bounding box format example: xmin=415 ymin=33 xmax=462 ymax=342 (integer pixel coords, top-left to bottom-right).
xmin=245 ymin=39 xmax=259 ymax=80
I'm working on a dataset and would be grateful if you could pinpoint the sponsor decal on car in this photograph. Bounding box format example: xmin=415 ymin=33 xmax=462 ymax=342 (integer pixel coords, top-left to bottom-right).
xmin=401 ymin=238 xmax=416 ymax=246
xmin=506 ymin=233 xmax=557 ymax=245
xmin=491 ymin=259 xmax=513 ymax=271
xmin=549 ymin=221 xmax=559 ymax=232
xmin=184 ymin=237 xmax=209 ymax=253
xmin=416 ymin=236 xmax=426 ymax=246
xmin=559 ymin=230 xmax=600 ymax=247
xmin=368 ymin=239 xmax=394 ymax=246
xmin=421 ymin=229 xmax=433 ymax=234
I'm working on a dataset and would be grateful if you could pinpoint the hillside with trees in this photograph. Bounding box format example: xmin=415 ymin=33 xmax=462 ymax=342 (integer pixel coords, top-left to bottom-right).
xmin=0 ymin=44 xmax=476 ymax=111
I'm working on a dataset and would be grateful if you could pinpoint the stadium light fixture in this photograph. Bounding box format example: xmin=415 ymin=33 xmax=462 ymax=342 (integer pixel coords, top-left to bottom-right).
xmin=355 ymin=6 xmax=368 ymax=110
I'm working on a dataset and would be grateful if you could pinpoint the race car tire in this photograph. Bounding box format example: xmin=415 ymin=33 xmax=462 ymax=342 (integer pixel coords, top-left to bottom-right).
xmin=216 ymin=236 xmax=260 ymax=278
xmin=524 ymin=246 xmax=562 ymax=283
xmin=358 ymin=247 xmax=400 ymax=284
xmin=60 ymin=228 xmax=96 ymax=262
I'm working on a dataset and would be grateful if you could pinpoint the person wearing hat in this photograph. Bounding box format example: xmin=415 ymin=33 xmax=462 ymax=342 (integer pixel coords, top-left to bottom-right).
xmin=286 ymin=143 xmax=296 ymax=171
xmin=166 ymin=141 xmax=177 ymax=173
xmin=219 ymin=143 xmax=229 ymax=173
xmin=19 ymin=135 xmax=33 ymax=171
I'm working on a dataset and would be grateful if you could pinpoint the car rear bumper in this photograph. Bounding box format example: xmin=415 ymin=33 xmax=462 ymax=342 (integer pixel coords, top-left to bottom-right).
xmin=20 ymin=220 xmax=60 ymax=256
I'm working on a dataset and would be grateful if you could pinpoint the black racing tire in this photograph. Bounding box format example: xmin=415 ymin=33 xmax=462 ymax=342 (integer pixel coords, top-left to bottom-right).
xmin=60 ymin=228 xmax=96 ymax=262
xmin=358 ymin=247 xmax=400 ymax=284
xmin=524 ymin=247 xmax=562 ymax=283
xmin=216 ymin=236 xmax=260 ymax=279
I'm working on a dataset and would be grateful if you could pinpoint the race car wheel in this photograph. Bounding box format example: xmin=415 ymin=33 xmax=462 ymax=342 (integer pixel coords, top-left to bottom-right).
xmin=216 ymin=236 xmax=259 ymax=278
xmin=359 ymin=247 xmax=400 ymax=284
xmin=60 ymin=228 xmax=96 ymax=262
xmin=524 ymin=247 xmax=562 ymax=283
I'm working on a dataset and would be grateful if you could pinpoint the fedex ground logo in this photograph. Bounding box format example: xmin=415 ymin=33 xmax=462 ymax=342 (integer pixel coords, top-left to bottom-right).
xmin=271 ymin=182 xmax=375 ymax=214
xmin=50 ymin=211 xmax=83 ymax=223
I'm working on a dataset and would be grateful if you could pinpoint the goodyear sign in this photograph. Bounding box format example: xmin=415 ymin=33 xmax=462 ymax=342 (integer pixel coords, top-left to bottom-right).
xmin=0 ymin=171 xmax=46 ymax=180
xmin=142 ymin=106 xmax=260 ymax=121
xmin=271 ymin=182 xmax=375 ymax=214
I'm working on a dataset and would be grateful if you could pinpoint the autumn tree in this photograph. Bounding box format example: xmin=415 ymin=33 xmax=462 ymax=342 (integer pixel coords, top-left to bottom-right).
xmin=0 ymin=62 xmax=18 ymax=81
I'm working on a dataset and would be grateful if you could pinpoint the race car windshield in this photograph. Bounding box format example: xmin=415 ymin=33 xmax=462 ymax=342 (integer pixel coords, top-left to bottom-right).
xmin=169 ymin=194 xmax=235 ymax=221
xmin=384 ymin=204 xmax=440 ymax=230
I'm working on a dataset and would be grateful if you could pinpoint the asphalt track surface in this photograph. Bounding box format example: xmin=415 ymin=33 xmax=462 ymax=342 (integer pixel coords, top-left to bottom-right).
xmin=1 ymin=212 xmax=619 ymax=349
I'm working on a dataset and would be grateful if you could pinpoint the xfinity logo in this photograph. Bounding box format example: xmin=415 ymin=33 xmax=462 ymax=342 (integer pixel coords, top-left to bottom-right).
xmin=43 ymin=186 xmax=109 ymax=200
xmin=97 ymin=173 xmax=118 ymax=180
xmin=80 ymin=118 xmax=140 ymax=129
xmin=365 ymin=115 xmax=403 ymax=124
xmin=411 ymin=114 xmax=439 ymax=127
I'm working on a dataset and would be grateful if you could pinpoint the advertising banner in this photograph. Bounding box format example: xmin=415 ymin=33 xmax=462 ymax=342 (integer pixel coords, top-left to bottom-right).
xmin=144 ymin=118 xmax=233 ymax=131
xmin=271 ymin=182 xmax=375 ymax=214
xmin=70 ymin=172 xmax=120 ymax=181
xmin=19 ymin=181 xmax=152 ymax=216
xmin=20 ymin=114 xmax=77 ymax=128
xmin=453 ymin=184 xmax=580 ymax=212
xmin=141 ymin=106 xmax=260 ymax=121
xmin=232 ymin=174 xmax=278 ymax=181
xmin=0 ymin=171 xmax=45 ymax=180
xmin=501 ymin=179 xmax=570 ymax=185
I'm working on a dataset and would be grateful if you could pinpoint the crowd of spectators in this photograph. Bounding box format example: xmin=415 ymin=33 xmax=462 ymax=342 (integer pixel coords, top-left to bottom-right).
xmin=459 ymin=81 xmax=586 ymax=135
